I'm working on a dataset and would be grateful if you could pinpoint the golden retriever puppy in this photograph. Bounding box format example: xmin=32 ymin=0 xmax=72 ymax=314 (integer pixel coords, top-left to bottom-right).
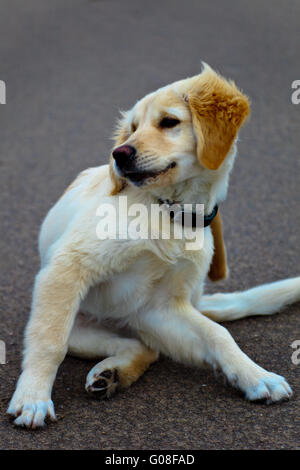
xmin=8 ymin=64 xmax=300 ymax=429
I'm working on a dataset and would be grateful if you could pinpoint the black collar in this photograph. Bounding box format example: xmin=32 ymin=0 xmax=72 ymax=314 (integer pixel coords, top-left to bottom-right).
xmin=158 ymin=199 xmax=218 ymax=228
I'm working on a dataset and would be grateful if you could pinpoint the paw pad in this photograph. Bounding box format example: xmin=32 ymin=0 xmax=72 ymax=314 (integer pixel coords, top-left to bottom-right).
xmin=86 ymin=369 xmax=119 ymax=399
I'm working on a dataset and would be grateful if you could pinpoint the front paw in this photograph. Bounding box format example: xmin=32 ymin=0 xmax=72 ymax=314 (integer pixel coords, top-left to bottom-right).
xmin=7 ymin=393 xmax=56 ymax=429
xmin=244 ymin=372 xmax=293 ymax=404
xmin=228 ymin=367 xmax=293 ymax=404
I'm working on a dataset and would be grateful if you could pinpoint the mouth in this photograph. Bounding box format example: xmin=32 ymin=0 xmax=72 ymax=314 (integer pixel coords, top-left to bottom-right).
xmin=120 ymin=161 xmax=177 ymax=186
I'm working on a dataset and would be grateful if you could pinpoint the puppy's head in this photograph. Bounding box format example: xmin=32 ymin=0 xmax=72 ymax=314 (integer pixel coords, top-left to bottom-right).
xmin=110 ymin=64 xmax=250 ymax=193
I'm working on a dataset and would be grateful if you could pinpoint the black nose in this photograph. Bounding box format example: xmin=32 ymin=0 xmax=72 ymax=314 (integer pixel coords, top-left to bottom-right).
xmin=112 ymin=145 xmax=136 ymax=170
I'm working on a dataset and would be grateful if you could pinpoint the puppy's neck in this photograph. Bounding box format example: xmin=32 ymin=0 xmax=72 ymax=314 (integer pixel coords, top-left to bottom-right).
xmin=151 ymin=159 xmax=235 ymax=215
xmin=151 ymin=177 xmax=211 ymax=213
xmin=121 ymin=149 xmax=236 ymax=214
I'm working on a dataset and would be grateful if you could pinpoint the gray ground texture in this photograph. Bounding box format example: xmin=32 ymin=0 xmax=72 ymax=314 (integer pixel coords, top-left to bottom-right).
xmin=0 ymin=0 xmax=299 ymax=450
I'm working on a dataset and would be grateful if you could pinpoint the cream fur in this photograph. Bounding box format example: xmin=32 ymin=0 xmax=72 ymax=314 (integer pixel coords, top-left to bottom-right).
xmin=8 ymin=65 xmax=299 ymax=429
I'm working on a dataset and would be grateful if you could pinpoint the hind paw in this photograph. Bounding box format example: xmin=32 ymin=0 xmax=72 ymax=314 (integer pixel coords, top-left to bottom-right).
xmin=86 ymin=366 xmax=119 ymax=399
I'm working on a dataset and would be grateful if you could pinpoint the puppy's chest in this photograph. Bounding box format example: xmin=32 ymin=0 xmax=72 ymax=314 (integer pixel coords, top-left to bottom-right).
xmin=81 ymin=251 xmax=203 ymax=320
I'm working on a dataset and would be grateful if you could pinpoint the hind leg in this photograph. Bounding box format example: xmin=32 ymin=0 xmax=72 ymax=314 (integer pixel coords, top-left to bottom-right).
xmin=68 ymin=316 xmax=158 ymax=398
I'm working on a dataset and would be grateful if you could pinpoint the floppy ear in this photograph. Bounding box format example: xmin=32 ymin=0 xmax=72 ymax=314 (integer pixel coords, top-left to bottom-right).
xmin=208 ymin=210 xmax=228 ymax=281
xmin=109 ymin=112 xmax=129 ymax=195
xmin=188 ymin=65 xmax=250 ymax=170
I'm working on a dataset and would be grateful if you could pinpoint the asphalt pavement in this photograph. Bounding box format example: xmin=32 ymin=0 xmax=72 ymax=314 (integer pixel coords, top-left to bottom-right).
xmin=0 ymin=0 xmax=299 ymax=450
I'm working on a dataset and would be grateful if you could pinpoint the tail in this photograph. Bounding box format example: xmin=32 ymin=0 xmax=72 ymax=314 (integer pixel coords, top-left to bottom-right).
xmin=199 ymin=277 xmax=300 ymax=322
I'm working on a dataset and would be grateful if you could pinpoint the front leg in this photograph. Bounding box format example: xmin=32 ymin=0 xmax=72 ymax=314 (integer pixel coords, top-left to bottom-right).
xmin=7 ymin=253 xmax=92 ymax=428
xmin=136 ymin=301 xmax=292 ymax=403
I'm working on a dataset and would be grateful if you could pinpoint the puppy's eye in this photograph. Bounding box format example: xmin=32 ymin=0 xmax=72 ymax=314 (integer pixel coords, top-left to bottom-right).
xmin=159 ymin=117 xmax=180 ymax=128
xmin=131 ymin=123 xmax=137 ymax=133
